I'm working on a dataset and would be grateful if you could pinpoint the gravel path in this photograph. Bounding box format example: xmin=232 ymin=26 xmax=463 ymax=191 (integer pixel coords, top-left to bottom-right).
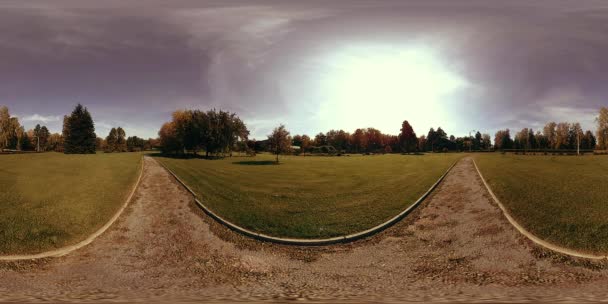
xmin=1 ymin=156 xmax=608 ymax=302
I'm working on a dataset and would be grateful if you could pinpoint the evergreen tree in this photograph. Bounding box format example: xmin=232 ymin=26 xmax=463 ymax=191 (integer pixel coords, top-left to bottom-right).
xmin=21 ymin=131 xmax=33 ymax=151
xmin=64 ymin=104 xmax=96 ymax=154
xmin=399 ymin=120 xmax=417 ymax=153
xmin=474 ymin=131 xmax=482 ymax=150
xmin=426 ymin=128 xmax=436 ymax=151
xmin=40 ymin=126 xmax=50 ymax=150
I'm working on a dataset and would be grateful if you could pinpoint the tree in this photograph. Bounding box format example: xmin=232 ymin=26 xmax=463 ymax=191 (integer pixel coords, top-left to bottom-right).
xmin=48 ymin=133 xmax=63 ymax=152
xmin=494 ymin=129 xmax=513 ymax=150
xmin=172 ymin=110 xmax=198 ymax=154
xmin=481 ymin=133 xmax=492 ymax=150
xmin=417 ymin=135 xmax=427 ymax=151
xmin=582 ymin=130 xmax=596 ymax=150
xmin=365 ymin=128 xmax=384 ymax=152
xmin=427 ymin=127 xmax=448 ymax=152
xmin=127 ymin=136 xmax=146 ymax=152
xmin=543 ymin=122 xmax=557 ymax=149
xmin=95 ymin=137 xmax=105 ymax=151
xmin=528 ymin=129 xmax=537 ymax=149
xmin=0 ymin=106 xmax=22 ymax=150
xmin=158 ymin=121 xmax=182 ymax=154
xmin=535 ymin=131 xmax=548 ymax=149
xmin=34 ymin=124 xmax=41 ymax=152
xmin=33 ymin=124 xmax=50 ymax=152
xmin=399 ymin=120 xmax=417 ymax=153
xmin=426 ymin=128 xmax=436 ymax=151
xmin=326 ymin=129 xmax=350 ymax=152
xmin=314 ymin=132 xmax=327 ymax=146
xmin=268 ymin=124 xmax=291 ymax=163
xmin=158 ymin=109 xmax=249 ymax=157
xmin=0 ymin=106 xmax=10 ymax=149
xmin=7 ymin=117 xmax=20 ymax=149
xmin=116 ymin=127 xmax=127 ymax=152
xmin=473 ymin=131 xmax=482 ymax=150
xmin=40 ymin=126 xmax=50 ymax=151
xmin=62 ymin=115 xmax=70 ymax=146
xmin=301 ymin=134 xmax=311 ymax=155
xmin=597 ymin=107 xmax=608 ymax=150
xmin=20 ymin=128 xmax=34 ymax=151
xmin=351 ymin=128 xmax=368 ymax=153
xmin=64 ymin=104 xmax=96 ymax=154
xmin=570 ymin=123 xmax=583 ymax=154
xmin=105 ymin=128 xmax=118 ymax=152
xmin=292 ymin=135 xmax=303 ymax=147
xmin=555 ymin=122 xmax=570 ymax=149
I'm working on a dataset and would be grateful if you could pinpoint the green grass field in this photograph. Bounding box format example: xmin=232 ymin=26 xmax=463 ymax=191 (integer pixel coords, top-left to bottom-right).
xmin=474 ymin=154 xmax=608 ymax=254
xmin=0 ymin=152 xmax=142 ymax=255
xmin=155 ymin=153 xmax=461 ymax=239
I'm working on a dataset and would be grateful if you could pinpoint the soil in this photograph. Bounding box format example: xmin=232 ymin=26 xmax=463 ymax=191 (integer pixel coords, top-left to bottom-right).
xmin=1 ymin=156 xmax=608 ymax=302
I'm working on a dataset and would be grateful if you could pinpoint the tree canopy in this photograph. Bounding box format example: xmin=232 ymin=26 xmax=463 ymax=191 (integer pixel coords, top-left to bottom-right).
xmin=268 ymin=124 xmax=291 ymax=163
xmin=63 ymin=104 xmax=97 ymax=154
xmin=158 ymin=109 xmax=249 ymax=157
xmin=399 ymin=120 xmax=417 ymax=153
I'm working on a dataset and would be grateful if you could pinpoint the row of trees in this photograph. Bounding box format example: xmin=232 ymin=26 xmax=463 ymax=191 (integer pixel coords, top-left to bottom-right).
xmin=7 ymin=104 xmax=608 ymax=156
xmin=493 ymin=107 xmax=608 ymax=152
xmin=0 ymin=106 xmax=27 ymax=151
xmin=158 ymin=109 xmax=249 ymax=156
xmin=263 ymin=121 xmax=494 ymax=162
xmin=102 ymin=127 xmax=155 ymax=153
xmin=494 ymin=122 xmax=597 ymax=151
xmin=104 ymin=127 xmax=127 ymax=152
xmin=284 ymin=123 xmax=491 ymax=155
xmin=2 ymin=104 xmax=156 ymax=154
xmin=0 ymin=106 xmax=64 ymax=152
xmin=598 ymin=107 xmax=608 ymax=150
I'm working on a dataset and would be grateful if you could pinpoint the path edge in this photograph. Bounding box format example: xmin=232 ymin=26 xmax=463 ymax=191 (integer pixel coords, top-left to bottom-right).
xmin=0 ymin=154 xmax=146 ymax=261
xmin=472 ymin=157 xmax=607 ymax=260
xmin=155 ymin=156 xmax=459 ymax=246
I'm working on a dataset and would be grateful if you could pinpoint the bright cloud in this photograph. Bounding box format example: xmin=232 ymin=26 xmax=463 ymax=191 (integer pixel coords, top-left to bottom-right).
xmin=20 ymin=114 xmax=61 ymax=123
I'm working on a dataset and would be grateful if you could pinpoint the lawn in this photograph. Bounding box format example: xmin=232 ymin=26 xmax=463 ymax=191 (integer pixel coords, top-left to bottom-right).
xmin=474 ymin=154 xmax=608 ymax=254
xmin=155 ymin=153 xmax=461 ymax=239
xmin=0 ymin=152 xmax=142 ymax=255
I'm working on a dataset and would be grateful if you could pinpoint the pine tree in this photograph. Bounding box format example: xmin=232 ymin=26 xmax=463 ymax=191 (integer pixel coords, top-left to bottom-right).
xmin=21 ymin=131 xmax=33 ymax=151
xmin=399 ymin=120 xmax=417 ymax=153
xmin=64 ymin=104 xmax=96 ymax=154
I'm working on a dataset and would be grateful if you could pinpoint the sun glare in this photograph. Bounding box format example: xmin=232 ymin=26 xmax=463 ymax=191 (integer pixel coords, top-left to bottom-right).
xmin=318 ymin=45 xmax=467 ymax=134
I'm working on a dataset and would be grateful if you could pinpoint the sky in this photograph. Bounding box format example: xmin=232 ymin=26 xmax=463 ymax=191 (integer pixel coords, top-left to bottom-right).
xmin=1 ymin=0 xmax=608 ymax=140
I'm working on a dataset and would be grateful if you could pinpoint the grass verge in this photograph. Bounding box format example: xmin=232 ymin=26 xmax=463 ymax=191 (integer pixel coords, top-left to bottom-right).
xmin=474 ymin=153 xmax=608 ymax=254
xmin=155 ymin=153 xmax=461 ymax=239
xmin=0 ymin=152 xmax=142 ymax=255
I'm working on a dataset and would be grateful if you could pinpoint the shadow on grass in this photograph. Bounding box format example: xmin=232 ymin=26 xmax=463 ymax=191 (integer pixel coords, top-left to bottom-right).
xmin=233 ymin=160 xmax=277 ymax=166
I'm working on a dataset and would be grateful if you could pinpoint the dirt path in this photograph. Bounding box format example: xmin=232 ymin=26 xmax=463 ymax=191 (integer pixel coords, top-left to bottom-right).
xmin=1 ymin=156 xmax=608 ymax=302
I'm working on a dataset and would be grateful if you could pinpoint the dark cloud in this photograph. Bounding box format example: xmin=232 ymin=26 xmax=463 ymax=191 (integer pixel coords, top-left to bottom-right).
xmin=1 ymin=0 xmax=607 ymax=138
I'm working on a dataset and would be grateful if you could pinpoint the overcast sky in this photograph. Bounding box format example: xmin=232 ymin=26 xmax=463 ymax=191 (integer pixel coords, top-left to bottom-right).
xmin=2 ymin=0 xmax=607 ymax=139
